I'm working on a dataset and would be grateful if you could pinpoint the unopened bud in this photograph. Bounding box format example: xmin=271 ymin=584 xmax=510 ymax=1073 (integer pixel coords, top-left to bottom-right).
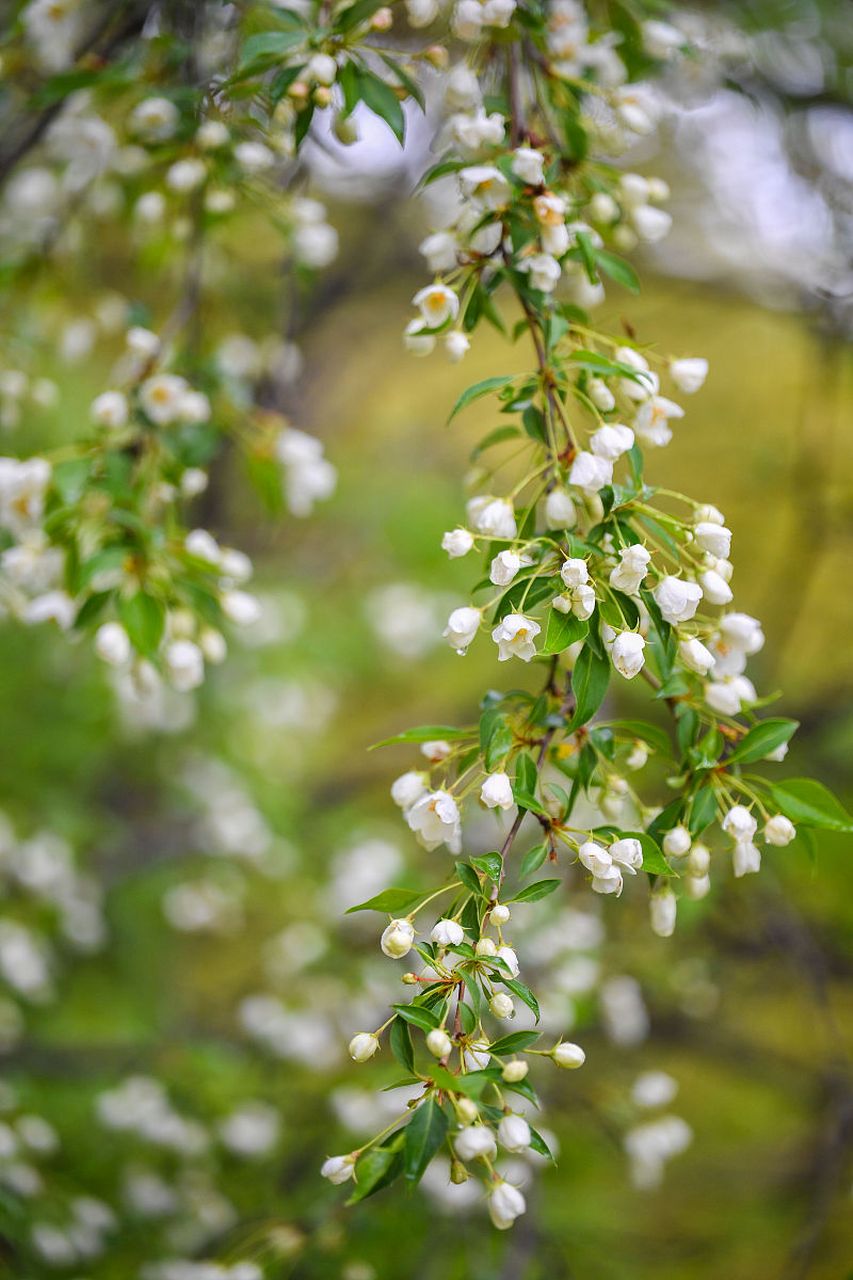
xmin=288 ymin=81 xmax=309 ymax=101
xmin=456 ymin=1097 xmax=478 ymax=1124
xmin=401 ymin=971 xmax=419 ymax=985
xmin=424 ymin=44 xmax=448 ymax=69
xmin=348 ymin=1032 xmax=379 ymax=1062
xmin=491 ymin=903 xmax=511 ymax=926
xmin=501 ymin=1059 xmax=529 ymax=1083
xmin=370 ymin=6 xmax=393 ymax=29
xmin=313 ymin=86 xmax=332 ymax=108
xmin=552 ymin=1041 xmax=586 ymax=1069
xmin=489 ymin=993 xmax=514 ymax=1019
xmin=450 ymin=1157 xmax=470 ymax=1184
xmin=426 ymin=1028 xmax=452 ymax=1059
xmin=475 ymin=938 xmax=497 ymax=958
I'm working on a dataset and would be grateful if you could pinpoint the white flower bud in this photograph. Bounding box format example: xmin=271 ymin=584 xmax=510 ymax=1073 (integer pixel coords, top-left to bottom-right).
xmin=480 ymin=771 xmax=514 ymax=811
xmin=679 ymin=637 xmax=715 ymax=676
xmin=544 ymin=487 xmax=577 ymax=529
xmin=496 ymin=945 xmax=519 ymax=977
xmin=221 ymin=590 xmax=261 ymax=627
xmin=454 ymin=1125 xmax=497 ymax=1162
xmin=569 ymin=450 xmax=613 ymax=493
xmin=626 ymin=741 xmax=649 ymax=770
xmin=612 ymin=631 xmax=646 ymax=679
xmin=587 ymin=376 xmax=616 ymax=411
xmin=94 ymin=622 xmax=130 ymax=667
xmin=732 ymin=841 xmax=761 ymax=877
xmin=490 ymin=903 xmax=511 ymax=926
xmin=348 ymin=1032 xmax=379 ymax=1062
xmin=721 ymin=805 xmax=757 ymax=842
xmin=307 ymin=52 xmax=337 ymax=85
xmin=475 ymin=937 xmax=497 ymax=957
xmin=489 ymin=992 xmax=514 ymax=1019
xmin=511 ymin=146 xmax=545 ymax=185
xmin=669 ymin=357 xmax=708 ymax=395
xmin=91 ymin=390 xmax=128 ymax=428
xmin=321 ymin=1153 xmax=356 ymax=1183
xmin=498 ymin=1113 xmax=531 ymax=1151
xmin=489 ymin=1179 xmax=526 ymax=1229
xmin=444 ymin=605 xmax=481 ymax=655
xmin=552 ymin=1041 xmax=585 ymax=1069
xmin=489 ymin=550 xmax=522 ymax=587
xmin=442 ymin=527 xmax=474 ymax=558
xmin=699 ymin=569 xmax=733 ymax=606
xmin=650 ymin=887 xmax=677 ymax=937
xmin=426 ymin=1028 xmax=453 ymax=1058
xmin=560 ymin=558 xmax=588 ymax=589
xmin=431 ymin=917 xmax=464 ymax=948
xmin=445 ymin=331 xmax=470 ymax=362
xmin=694 ymin=521 xmax=732 ymax=558
xmin=380 ymin=919 xmax=415 ymax=959
xmin=688 ymin=842 xmax=711 ymax=875
xmin=653 ymin=576 xmax=702 ymax=625
xmin=491 ymin=613 xmax=540 ymax=663
xmin=501 ymin=1059 xmax=528 ymax=1082
xmin=610 ymin=837 xmax=643 ymax=874
xmin=662 ymin=825 xmax=691 ymax=858
xmin=456 ymin=1097 xmax=479 ymax=1123
xmin=164 ymin=640 xmax=204 ymax=692
xmin=764 ymin=814 xmax=796 ymax=846
xmin=685 ymin=873 xmax=711 ymax=900
xmin=391 ymin=771 xmax=428 ymax=810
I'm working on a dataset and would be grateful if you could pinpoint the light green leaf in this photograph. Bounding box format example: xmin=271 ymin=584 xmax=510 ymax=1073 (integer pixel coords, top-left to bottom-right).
xmin=727 ymin=718 xmax=798 ymax=765
xmin=403 ymin=1099 xmax=449 ymax=1184
xmin=769 ymin=779 xmax=853 ymax=832
xmin=509 ymin=878 xmax=561 ymax=904
xmin=345 ymin=888 xmax=424 ymax=915
xmin=448 ymin=376 xmax=516 ymax=422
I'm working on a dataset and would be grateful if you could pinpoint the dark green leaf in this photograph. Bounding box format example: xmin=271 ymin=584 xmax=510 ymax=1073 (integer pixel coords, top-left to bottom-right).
xmin=769 ymin=779 xmax=853 ymax=832
xmin=727 ymin=718 xmax=798 ymax=765
xmin=391 ymin=1003 xmax=441 ymax=1032
xmin=541 ymin=609 xmax=587 ymax=656
xmin=403 ymin=1099 xmax=449 ymax=1184
xmin=347 ymin=1137 xmax=404 ymax=1203
xmin=519 ymin=842 xmax=548 ymax=877
xmin=470 ymin=852 xmax=502 ymax=882
xmin=346 ymin=887 xmax=424 ymax=914
xmin=390 ymin=1017 xmax=415 ymax=1073
xmin=500 ymin=978 xmax=540 ymax=1022
xmin=570 ymin=643 xmax=610 ymax=729
xmin=448 ymin=376 xmax=515 ymax=421
xmin=487 ymin=1030 xmax=540 ymax=1056
xmin=118 ymin=592 xmax=165 ymax=657
xmin=509 ymin=878 xmax=561 ymax=904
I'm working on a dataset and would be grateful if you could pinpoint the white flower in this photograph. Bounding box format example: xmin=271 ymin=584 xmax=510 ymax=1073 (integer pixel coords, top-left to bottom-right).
xmin=578 ymin=840 xmax=611 ymax=878
xmin=552 ymin=1041 xmax=585 ymax=1069
xmin=482 ymin=0 xmax=516 ymax=28
xmin=348 ymin=1032 xmax=379 ymax=1062
xmin=670 ymin=357 xmax=708 ymax=395
xmin=592 ymin=864 xmax=623 ymax=895
xmin=649 ymin=888 xmax=676 ymax=937
xmin=653 ymin=576 xmax=702 ymax=625
xmin=614 ymin=82 xmax=662 ymax=136
xmin=466 ymin=496 xmax=517 ymax=539
xmin=721 ymin=805 xmax=757 ymax=842
xmin=511 ymin=147 xmax=545 ymax=185
xmin=454 ymin=1125 xmax=497 ymax=1162
xmin=94 ymin=622 xmax=130 ymax=667
xmin=569 ymin=450 xmax=613 ymax=492
xmin=420 ymin=231 xmax=458 ymax=274
xmin=616 ymin=346 xmax=658 ymax=401
xmin=544 ymin=487 xmax=576 ymax=529
xmin=406 ymin=0 xmax=440 ymax=27
xmin=321 ymin=1153 xmax=356 ymax=1184
xmin=627 ymin=741 xmax=649 ymax=770
xmin=442 ymin=528 xmax=474 ymax=558
xmin=643 ymin=19 xmax=684 ymax=58
xmin=678 ymin=637 xmax=715 ymax=676
xmin=498 ymin=1114 xmax=531 ymax=1151
xmin=497 ymin=945 xmax=519 ymax=977
xmin=610 ymin=837 xmax=643 ymax=874
xmin=443 ymin=605 xmax=481 ymax=655
xmin=391 ymin=771 xmax=428 ymax=810
xmin=502 ymin=1059 xmax=528 ymax=1082
xmin=560 ymin=558 xmax=588 ymax=589
xmin=445 ymin=331 xmax=470 ymax=362
xmin=406 ymin=790 xmax=462 ymax=853
xmin=23 ymin=590 xmax=76 ymax=630
xmin=732 ymin=841 xmax=761 ymax=877
xmin=688 ymin=843 xmax=711 ymax=875
xmin=699 ymin=569 xmax=733 ymax=607
xmin=489 ymin=1179 xmax=526 ymax=1230
xmin=481 ymin=772 xmax=514 ymax=810
xmin=196 ymin=120 xmax=229 ymax=150
xmin=450 ymin=109 xmax=505 ymax=152
xmin=307 ymin=52 xmax=338 ymax=85
xmin=426 ymin=1028 xmax=453 ymax=1058
xmin=164 ymin=640 xmax=204 ymax=692
xmin=166 ymin=158 xmax=206 ymax=192
xmin=445 ymin=64 xmax=482 ymax=111
xmin=431 ymin=919 xmax=464 ymax=947
xmin=459 ymin=165 xmax=510 ymax=210
xmin=634 ymin=395 xmax=684 ymax=447
xmin=491 ymin=903 xmax=510 ymax=925
xmin=91 ymin=391 xmax=128 ymax=428
xmin=130 ymin=97 xmax=179 ymax=142
xmin=518 ymin=253 xmax=561 ymax=293
xmin=764 ymin=815 xmax=795 ymax=846
xmin=705 ymin=675 xmax=756 ymax=716
xmin=139 ymin=374 xmax=188 ymax=426
xmin=718 ymin=612 xmax=764 ymax=655
xmin=380 ymin=918 xmax=415 ymax=959
xmin=492 ymin=613 xmax=540 ymax=662
xmin=588 ymin=377 xmax=616 ymax=411
xmin=632 ymin=1070 xmax=679 ymax=1108
xmin=412 ymin=284 xmax=459 ymax=329
xmin=490 ymin=550 xmax=522 ymax=587
xmin=662 ymin=825 xmax=691 ymax=858
xmin=612 ymin=632 xmax=645 ymax=679
xmin=490 ymin=992 xmax=514 ymax=1019
xmin=421 ymin=740 xmax=452 ymax=762
xmin=590 ymin=423 xmax=634 ymax=460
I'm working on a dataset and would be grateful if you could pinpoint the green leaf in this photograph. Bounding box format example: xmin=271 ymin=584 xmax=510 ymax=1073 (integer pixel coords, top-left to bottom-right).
xmin=509 ymin=878 xmax=561 ymax=904
xmin=511 ymin=788 xmax=549 ymax=817
xmin=391 ymin=1003 xmax=441 ymax=1032
xmin=403 ymin=1099 xmax=449 ymax=1184
xmin=118 ymin=592 xmax=165 ymax=657
xmin=480 ymin=709 xmax=513 ymax=771
xmin=607 ymin=719 xmax=672 ymax=757
xmin=541 ymin=609 xmax=587 ymax=656
xmin=487 ymin=1030 xmax=540 ymax=1056
xmin=345 ymin=887 xmax=424 ymax=914
xmin=500 ymin=978 xmax=540 ymax=1022
xmin=455 ymin=861 xmax=486 ymax=898
xmin=370 ymin=724 xmax=469 ymax=748
xmin=470 ymin=852 xmax=502 ymax=882
xmin=570 ymin=643 xmax=610 ymax=729
xmin=519 ymin=842 xmax=548 ymax=877
xmin=528 ymin=1124 xmax=557 ymax=1163
xmin=448 ymin=376 xmax=515 ymax=421
xmin=337 ymin=0 xmax=390 ymax=32
xmin=379 ymin=53 xmax=425 ymax=110
xmin=238 ymin=29 xmax=305 ymax=72
xmin=620 ymin=831 xmax=676 ymax=877
xmin=355 ymin=68 xmax=405 ymax=144
xmin=595 ymin=249 xmax=640 ymax=294
xmin=688 ymin=786 xmax=718 ymax=835
xmin=347 ymin=1137 xmax=404 ymax=1204
xmin=390 ymin=1017 xmax=415 ymax=1073
xmin=727 ymin=718 xmax=799 ymax=765
xmin=769 ymin=779 xmax=853 ymax=832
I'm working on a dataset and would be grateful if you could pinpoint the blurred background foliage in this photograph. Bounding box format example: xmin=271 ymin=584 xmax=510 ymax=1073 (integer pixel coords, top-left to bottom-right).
xmin=0 ymin=1 xmax=851 ymax=1277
